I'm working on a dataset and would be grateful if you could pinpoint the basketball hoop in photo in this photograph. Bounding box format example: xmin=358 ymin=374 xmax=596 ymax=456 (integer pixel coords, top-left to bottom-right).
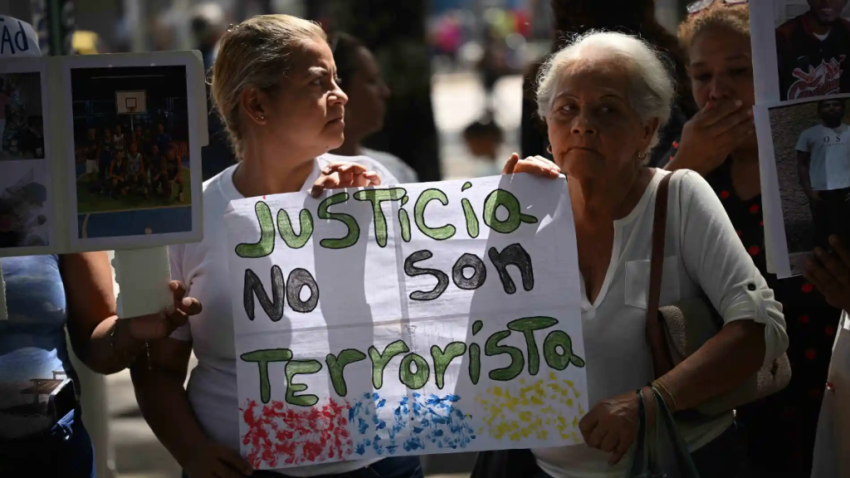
xmin=116 ymin=91 xmax=147 ymax=115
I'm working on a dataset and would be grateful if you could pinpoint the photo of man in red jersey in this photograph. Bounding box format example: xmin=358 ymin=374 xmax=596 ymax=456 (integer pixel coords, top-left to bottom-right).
xmin=776 ymin=0 xmax=850 ymax=100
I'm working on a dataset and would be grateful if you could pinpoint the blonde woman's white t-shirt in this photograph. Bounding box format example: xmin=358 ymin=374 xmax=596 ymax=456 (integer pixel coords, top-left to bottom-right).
xmin=362 ymin=147 xmax=418 ymax=184
xmin=533 ymin=169 xmax=788 ymax=478
xmin=168 ymin=154 xmax=397 ymax=477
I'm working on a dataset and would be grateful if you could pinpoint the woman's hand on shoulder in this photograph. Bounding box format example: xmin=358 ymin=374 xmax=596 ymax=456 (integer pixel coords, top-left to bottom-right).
xmin=804 ymin=235 xmax=850 ymax=313
xmin=502 ymin=153 xmax=561 ymax=179
xmin=310 ymin=162 xmax=381 ymax=198
xmin=128 ymin=281 xmax=201 ymax=340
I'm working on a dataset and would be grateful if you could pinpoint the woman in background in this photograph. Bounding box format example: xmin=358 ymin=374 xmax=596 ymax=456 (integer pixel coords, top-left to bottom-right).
xmin=667 ymin=3 xmax=841 ymax=475
xmin=330 ymin=32 xmax=419 ymax=184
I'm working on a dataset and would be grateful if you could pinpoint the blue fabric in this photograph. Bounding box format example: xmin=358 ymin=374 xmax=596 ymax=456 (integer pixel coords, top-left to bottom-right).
xmin=0 ymin=408 xmax=95 ymax=477
xmin=0 ymin=255 xmax=73 ymax=423
xmin=0 ymin=255 xmax=94 ymax=476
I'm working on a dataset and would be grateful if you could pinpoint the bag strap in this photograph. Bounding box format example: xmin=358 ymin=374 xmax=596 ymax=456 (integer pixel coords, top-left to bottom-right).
xmin=646 ymin=173 xmax=675 ymax=378
xmin=651 ymin=387 xmax=702 ymax=477
xmin=628 ymin=390 xmax=649 ymax=477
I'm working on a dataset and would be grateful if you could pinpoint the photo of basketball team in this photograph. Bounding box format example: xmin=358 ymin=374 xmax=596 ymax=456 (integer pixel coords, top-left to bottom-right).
xmin=69 ymin=65 xmax=193 ymax=239
xmin=77 ymin=122 xmax=186 ymax=205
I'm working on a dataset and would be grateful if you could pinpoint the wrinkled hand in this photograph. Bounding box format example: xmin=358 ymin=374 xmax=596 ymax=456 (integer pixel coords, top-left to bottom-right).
xmin=579 ymin=389 xmax=647 ymax=466
xmin=310 ymin=162 xmax=382 ymax=198
xmin=128 ymin=281 xmax=201 ymax=340
xmin=184 ymin=442 xmax=253 ymax=478
xmin=674 ymin=99 xmax=753 ymax=174
xmin=502 ymin=153 xmax=561 ymax=179
xmin=804 ymin=235 xmax=850 ymax=312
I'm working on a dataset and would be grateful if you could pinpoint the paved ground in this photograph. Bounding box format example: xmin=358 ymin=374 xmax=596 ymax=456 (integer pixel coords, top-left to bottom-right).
xmin=99 ymin=73 xmax=522 ymax=478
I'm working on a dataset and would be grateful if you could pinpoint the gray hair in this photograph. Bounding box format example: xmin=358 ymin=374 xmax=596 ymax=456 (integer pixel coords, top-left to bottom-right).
xmin=536 ymin=31 xmax=675 ymax=155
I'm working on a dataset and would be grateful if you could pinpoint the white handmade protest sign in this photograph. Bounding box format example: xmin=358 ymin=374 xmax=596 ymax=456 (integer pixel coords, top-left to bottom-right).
xmin=225 ymin=174 xmax=586 ymax=469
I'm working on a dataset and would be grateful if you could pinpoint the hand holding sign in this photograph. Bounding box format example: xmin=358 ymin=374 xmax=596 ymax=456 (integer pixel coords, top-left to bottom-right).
xmin=502 ymin=153 xmax=561 ymax=178
xmin=127 ymin=280 xmax=201 ymax=340
xmin=310 ymin=162 xmax=382 ymax=198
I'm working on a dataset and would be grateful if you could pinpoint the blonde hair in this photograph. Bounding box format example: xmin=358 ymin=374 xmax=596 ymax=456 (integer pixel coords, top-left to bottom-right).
xmin=210 ymin=14 xmax=327 ymax=159
xmin=678 ymin=2 xmax=749 ymax=50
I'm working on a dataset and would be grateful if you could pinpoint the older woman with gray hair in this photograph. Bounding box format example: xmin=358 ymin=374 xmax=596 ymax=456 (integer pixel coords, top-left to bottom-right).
xmin=504 ymin=31 xmax=789 ymax=478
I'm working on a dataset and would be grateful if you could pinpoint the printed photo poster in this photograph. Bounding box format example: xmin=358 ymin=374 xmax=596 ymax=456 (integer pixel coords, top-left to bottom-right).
xmin=61 ymin=54 xmax=203 ymax=251
xmin=751 ymin=1 xmax=850 ymax=276
xmin=751 ymin=1 xmax=850 ymax=102
xmin=0 ymin=58 xmax=54 ymax=255
xmin=755 ymin=94 xmax=850 ymax=276
xmin=224 ymin=174 xmax=586 ymax=469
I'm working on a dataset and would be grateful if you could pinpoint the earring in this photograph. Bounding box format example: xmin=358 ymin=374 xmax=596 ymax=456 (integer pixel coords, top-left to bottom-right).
xmin=547 ymin=145 xmax=553 ymax=154
xmin=257 ymin=114 xmax=265 ymax=121
xmin=637 ymin=151 xmax=647 ymax=160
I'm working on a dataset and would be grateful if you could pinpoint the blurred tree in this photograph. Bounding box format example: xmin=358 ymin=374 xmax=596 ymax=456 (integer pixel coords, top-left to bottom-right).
xmin=321 ymin=0 xmax=442 ymax=181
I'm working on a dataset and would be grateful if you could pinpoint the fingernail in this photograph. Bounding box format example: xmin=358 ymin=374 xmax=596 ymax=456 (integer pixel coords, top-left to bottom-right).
xmin=829 ymin=235 xmax=839 ymax=245
xmin=182 ymin=298 xmax=192 ymax=307
xmin=815 ymin=248 xmax=825 ymax=257
xmin=735 ymin=100 xmax=743 ymax=107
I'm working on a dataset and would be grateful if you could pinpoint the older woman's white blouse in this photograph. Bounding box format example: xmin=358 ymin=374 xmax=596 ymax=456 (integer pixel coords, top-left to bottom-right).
xmin=533 ymin=169 xmax=788 ymax=478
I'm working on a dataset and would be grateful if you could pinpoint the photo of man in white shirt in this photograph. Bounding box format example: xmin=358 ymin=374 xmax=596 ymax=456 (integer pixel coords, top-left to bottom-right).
xmin=797 ymin=98 xmax=850 ymax=249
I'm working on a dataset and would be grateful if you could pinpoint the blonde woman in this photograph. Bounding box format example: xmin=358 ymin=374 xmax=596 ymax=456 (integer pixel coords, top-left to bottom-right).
xmin=130 ymin=15 xmax=422 ymax=478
